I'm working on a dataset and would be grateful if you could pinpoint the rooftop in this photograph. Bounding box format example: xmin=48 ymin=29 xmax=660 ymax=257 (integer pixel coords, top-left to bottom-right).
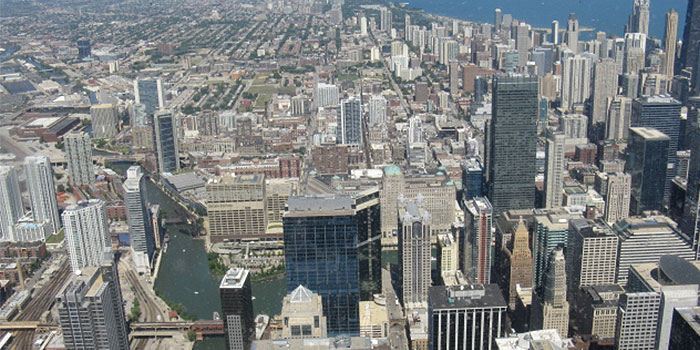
xmin=429 ymin=284 xmax=507 ymax=310
xmin=220 ymin=268 xmax=249 ymax=289
xmin=286 ymin=195 xmax=353 ymax=213
xmin=630 ymin=127 xmax=670 ymax=141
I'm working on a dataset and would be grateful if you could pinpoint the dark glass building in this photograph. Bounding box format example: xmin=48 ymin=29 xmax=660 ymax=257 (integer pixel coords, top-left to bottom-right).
xmin=77 ymin=39 xmax=91 ymax=59
xmin=134 ymin=78 xmax=164 ymax=116
xmin=353 ymin=189 xmax=382 ymax=300
xmin=626 ymin=127 xmax=670 ymax=214
xmin=486 ymin=75 xmax=538 ymax=214
xmin=631 ymin=95 xmax=681 ymax=202
xmin=669 ymin=307 xmax=700 ymax=349
xmin=461 ymin=158 xmax=484 ymax=201
xmin=680 ymin=0 xmax=700 ymax=72
xmin=284 ymin=195 xmax=360 ymax=336
xmin=154 ymin=111 xmax=179 ymax=173
xmin=682 ymin=127 xmax=700 ymax=257
xmin=220 ymin=268 xmax=254 ymax=350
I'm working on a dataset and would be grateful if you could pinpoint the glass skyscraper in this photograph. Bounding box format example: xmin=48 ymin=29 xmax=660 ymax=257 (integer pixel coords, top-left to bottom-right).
xmin=626 ymin=127 xmax=670 ymax=214
xmin=154 ymin=110 xmax=179 ymax=174
xmin=283 ymin=195 xmax=360 ymax=336
xmin=681 ymin=0 xmax=700 ymax=72
xmin=486 ymin=75 xmax=538 ymax=214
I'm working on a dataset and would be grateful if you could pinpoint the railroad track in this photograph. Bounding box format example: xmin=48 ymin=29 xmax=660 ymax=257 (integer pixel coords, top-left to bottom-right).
xmin=125 ymin=269 xmax=164 ymax=322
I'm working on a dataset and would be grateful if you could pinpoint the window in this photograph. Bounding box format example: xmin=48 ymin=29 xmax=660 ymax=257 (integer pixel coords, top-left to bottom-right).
xmin=302 ymin=325 xmax=312 ymax=335
xmin=291 ymin=325 xmax=301 ymax=336
xmin=314 ymin=316 xmax=319 ymax=328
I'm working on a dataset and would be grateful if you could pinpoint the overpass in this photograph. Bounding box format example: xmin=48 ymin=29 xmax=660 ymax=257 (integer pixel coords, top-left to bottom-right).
xmin=131 ymin=320 xmax=223 ymax=337
xmin=0 ymin=321 xmax=58 ymax=331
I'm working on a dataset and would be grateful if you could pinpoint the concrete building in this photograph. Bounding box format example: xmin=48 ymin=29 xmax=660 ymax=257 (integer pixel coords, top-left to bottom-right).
xmin=565 ymin=14 xmax=579 ymax=53
xmin=154 ymin=110 xmax=179 ymax=173
xmin=505 ymin=218 xmax=533 ymax=309
xmin=13 ymin=215 xmax=51 ymax=242
xmin=496 ymin=329 xmax=573 ymax=350
xmin=544 ymin=132 xmax=566 ymax=208
xmin=577 ymin=285 xmax=625 ymax=342
xmin=368 ymin=95 xmax=386 ymax=126
xmin=662 ymin=9 xmax=679 ymax=78
xmin=280 ymin=285 xmax=327 ymax=339
xmin=220 ymin=268 xmax=254 ymax=350
xmin=561 ymin=54 xmax=593 ymax=111
xmin=464 ymin=197 xmax=493 ymax=285
xmin=428 ymin=284 xmax=506 ymax=350
xmin=62 ymin=200 xmax=111 ymax=273
xmin=567 ymin=219 xmax=618 ymax=291
xmin=601 ymin=172 xmax=631 ymax=225
xmin=338 ymin=97 xmax=362 ymax=148
xmin=437 ymin=233 xmax=459 ymax=277
xmin=670 ymin=307 xmax=700 ymax=349
xmin=592 ymin=58 xmax=619 ymax=127
xmin=533 ymin=211 xmax=582 ymax=292
xmin=606 ymin=96 xmax=632 ymax=141
xmin=624 ymin=32 xmax=647 ymax=74
xmin=628 ymin=0 xmax=650 ymax=36
xmin=540 ymin=248 xmax=569 ymax=337
xmin=616 ymin=291 xmax=661 ymax=350
xmin=90 ymin=104 xmax=119 ymax=139
xmin=0 ymin=166 xmax=24 ymax=241
xmin=314 ymin=83 xmax=339 ymax=108
xmin=399 ymin=200 xmax=432 ymax=310
xmin=64 ymin=132 xmax=94 ymax=186
xmin=56 ymin=252 xmax=128 ymax=350
xmin=206 ymin=174 xmax=266 ymax=242
xmin=123 ymin=166 xmax=154 ymax=273
xmin=24 ymin=156 xmax=60 ymax=235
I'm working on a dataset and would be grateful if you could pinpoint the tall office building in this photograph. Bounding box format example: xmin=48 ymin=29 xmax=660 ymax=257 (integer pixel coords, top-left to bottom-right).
xmin=565 ymin=14 xmax=579 ymax=53
xmin=154 ymin=110 xmax=179 ymax=173
xmin=495 ymin=9 xmax=502 ymax=32
xmin=616 ymin=292 xmax=661 ymax=350
xmin=627 ymin=0 xmax=650 ymax=36
xmin=561 ymin=55 xmax=593 ymax=111
xmin=399 ymin=200 xmax=432 ymax=309
xmin=461 ymin=158 xmax=484 ymax=201
xmin=439 ymin=40 xmax=458 ymax=66
xmin=408 ymin=115 xmax=423 ymax=145
xmin=313 ymin=83 xmax=339 ymax=108
xmin=551 ymin=20 xmax=559 ymax=45
xmin=77 ymin=39 xmax=91 ymax=59
xmin=380 ymin=165 xmax=405 ymax=236
xmin=279 ymin=285 xmax=327 ymax=339
xmin=533 ymin=211 xmax=582 ymax=292
xmin=631 ymin=96 xmax=682 ymax=203
xmin=506 ymin=218 xmax=533 ymax=309
xmin=90 ymin=104 xmax=119 ymax=139
xmin=626 ymin=127 xmax=670 ymax=214
xmin=624 ymin=33 xmax=647 ymax=74
xmin=56 ymin=252 xmax=128 ymax=350
xmin=541 ymin=248 xmax=569 ymax=338
xmin=62 ymin=199 xmax=111 ymax=273
xmin=24 ymin=156 xmax=61 ymax=234
xmin=124 ymin=166 xmax=154 ymax=271
xmin=464 ymin=197 xmax=493 ymax=285
xmin=544 ymin=132 xmax=566 ymax=208
xmin=606 ymin=96 xmax=633 ymax=140
xmin=592 ymin=58 xmax=619 ymax=126
xmin=206 ymin=174 xmax=266 ymax=242
xmin=428 ymin=284 xmax=506 ymax=350
xmin=486 ymin=76 xmax=538 ymax=213
xmin=681 ymin=0 xmax=700 ymax=71
xmin=284 ymin=195 xmax=360 ymax=335
xmin=567 ymin=219 xmax=619 ymax=291
xmin=683 ymin=127 xmax=700 ymax=258
xmin=0 ymin=166 xmax=23 ymax=241
xmin=514 ymin=23 xmax=530 ymax=68
xmin=602 ymin=172 xmax=631 ymax=225
xmin=337 ymin=97 xmax=362 ymax=147
xmin=663 ymin=9 xmax=679 ymax=77
xmin=613 ymin=217 xmax=695 ymax=286
xmin=64 ymin=132 xmax=94 ymax=186
xmin=133 ymin=78 xmax=165 ymax=116
xmin=449 ymin=61 xmax=459 ymax=94
xmin=368 ymin=95 xmax=386 ymax=126
xmin=220 ymin=268 xmax=254 ymax=350
xmin=380 ymin=7 xmax=392 ymax=32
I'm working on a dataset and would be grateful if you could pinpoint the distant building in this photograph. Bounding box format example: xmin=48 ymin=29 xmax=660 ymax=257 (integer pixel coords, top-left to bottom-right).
xmin=154 ymin=110 xmax=179 ymax=173
xmin=314 ymin=83 xmax=339 ymax=108
xmin=626 ymin=127 xmax=669 ymax=214
xmin=428 ymin=284 xmax=507 ymax=350
xmin=134 ymin=78 xmax=165 ymax=116
xmin=77 ymin=39 xmax=91 ymax=59
xmin=90 ymin=104 xmax=119 ymax=139
xmin=220 ymin=268 xmax=254 ymax=350
xmin=599 ymin=172 xmax=631 ymax=225
xmin=62 ymin=200 xmax=111 ymax=273
xmin=505 ymin=218 xmax=533 ymax=309
xmin=124 ymin=166 xmax=155 ymax=272
xmin=461 ymin=158 xmax=484 ymax=201
xmin=64 ymin=132 xmax=94 ymax=186
xmin=0 ymin=166 xmax=24 ymax=241
xmin=24 ymin=156 xmax=61 ymax=235
xmin=533 ymin=210 xmax=582 ymax=292
xmin=337 ymin=97 xmax=362 ymax=148
xmin=206 ymin=174 xmax=266 ymax=242
xmin=464 ymin=197 xmax=493 ymax=285
xmin=280 ymin=285 xmax=327 ymax=339
xmin=399 ymin=199 xmax=432 ymax=310
xmin=567 ymin=219 xmax=618 ymax=292
xmin=540 ymin=248 xmax=569 ymax=337
xmin=56 ymin=252 xmax=128 ymax=350
xmin=544 ymin=132 xmax=566 ymax=208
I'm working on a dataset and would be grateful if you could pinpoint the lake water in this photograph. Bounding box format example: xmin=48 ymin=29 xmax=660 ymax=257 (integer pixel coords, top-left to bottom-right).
xmin=397 ymin=0 xmax=688 ymax=40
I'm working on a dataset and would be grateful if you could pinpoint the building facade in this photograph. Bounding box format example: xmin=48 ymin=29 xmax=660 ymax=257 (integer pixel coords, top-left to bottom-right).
xmin=399 ymin=200 xmax=432 ymax=310
xmin=64 ymin=132 xmax=94 ymax=186
xmin=62 ymin=200 xmax=111 ymax=273
xmin=220 ymin=268 xmax=254 ymax=350
xmin=24 ymin=156 xmax=61 ymax=235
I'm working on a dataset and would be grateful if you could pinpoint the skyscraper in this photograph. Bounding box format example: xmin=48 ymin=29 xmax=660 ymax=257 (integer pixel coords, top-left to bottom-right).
xmin=541 ymin=248 xmax=569 ymax=337
xmin=624 ymin=33 xmax=647 ymax=74
xmin=90 ymin=104 xmax=119 ymax=139
xmin=565 ymin=14 xmax=579 ymax=53
xmin=680 ymin=0 xmax=700 ymax=71
xmin=567 ymin=219 xmax=619 ymax=291
xmin=627 ymin=0 xmax=650 ymax=36
xmin=62 ymin=199 xmax=111 ymax=273
xmin=616 ymin=292 xmax=661 ymax=350
xmin=279 ymin=285 xmax=327 ymax=339
xmin=506 ymin=218 xmax=533 ymax=309
xmin=682 ymin=127 xmax=700 ymax=258
xmin=206 ymin=174 xmax=266 ymax=242
xmin=56 ymin=252 xmax=128 ymax=350
xmin=368 ymin=95 xmax=386 ymax=126
xmin=606 ymin=96 xmax=633 ymax=140
xmin=284 ymin=195 xmax=360 ymax=335
xmin=544 ymin=132 xmax=566 ymax=208
xmin=551 ymin=20 xmax=559 ymax=45
xmin=134 ymin=78 xmax=165 ymax=116
xmin=124 ymin=166 xmax=154 ymax=272
xmin=380 ymin=7 xmax=392 ymax=32
xmin=313 ymin=83 xmax=339 ymax=108
xmin=337 ymin=96 xmax=362 ymax=147
xmin=154 ymin=110 xmax=179 ymax=173
xmin=631 ymin=95 xmax=682 ymax=202
xmin=495 ymin=9 xmax=502 ymax=32
xmin=64 ymin=132 xmax=94 ymax=186
xmin=592 ymin=58 xmax=619 ymax=126
xmin=602 ymin=172 xmax=632 ymax=225
xmin=461 ymin=158 xmax=484 ymax=201
xmin=486 ymin=76 xmax=538 ymax=213
xmin=77 ymin=39 xmax=91 ymax=59
xmin=663 ymin=9 xmax=679 ymax=77
xmin=220 ymin=268 xmax=254 ymax=350
xmin=561 ymin=54 xmax=594 ymax=111
xmin=399 ymin=199 xmax=431 ymax=309
xmin=408 ymin=115 xmax=423 ymax=145
xmin=626 ymin=127 xmax=670 ymax=214
xmin=464 ymin=197 xmax=493 ymax=285
xmin=0 ymin=166 xmax=23 ymax=241
xmin=24 ymin=156 xmax=61 ymax=234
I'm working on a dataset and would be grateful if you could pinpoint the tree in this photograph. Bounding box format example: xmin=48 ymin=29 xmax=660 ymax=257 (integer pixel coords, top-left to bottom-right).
xmin=57 ymin=184 xmax=65 ymax=193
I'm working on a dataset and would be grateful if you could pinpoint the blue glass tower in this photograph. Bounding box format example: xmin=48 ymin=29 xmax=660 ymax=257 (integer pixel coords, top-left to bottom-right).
xmin=626 ymin=127 xmax=670 ymax=214
xmin=461 ymin=158 xmax=484 ymax=201
xmin=283 ymin=195 xmax=360 ymax=336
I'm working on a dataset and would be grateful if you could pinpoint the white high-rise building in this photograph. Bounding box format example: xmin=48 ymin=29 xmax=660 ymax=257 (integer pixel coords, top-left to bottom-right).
xmin=592 ymin=58 xmax=619 ymax=125
xmin=565 ymin=13 xmax=579 ymax=53
xmin=368 ymin=95 xmax=387 ymax=126
xmin=602 ymin=172 xmax=632 ymax=225
xmin=24 ymin=156 xmax=61 ymax=234
xmin=399 ymin=199 xmax=431 ymax=310
xmin=313 ymin=83 xmax=339 ymax=108
xmin=408 ymin=115 xmax=423 ymax=145
xmin=606 ymin=96 xmax=633 ymax=140
xmin=124 ymin=166 xmax=154 ymax=273
xmin=62 ymin=199 xmax=111 ymax=273
xmin=90 ymin=104 xmax=119 ymax=139
xmin=624 ymin=32 xmax=647 ymax=74
xmin=0 ymin=166 xmax=23 ymax=241
xmin=616 ymin=292 xmax=660 ymax=350
xmin=337 ymin=96 xmax=362 ymax=147
xmin=627 ymin=0 xmax=650 ymax=36
xmin=439 ymin=39 xmax=458 ymax=66
xmin=360 ymin=16 xmax=368 ymax=36
xmin=551 ymin=20 xmax=559 ymax=45
xmin=64 ymin=132 xmax=94 ymax=186
xmin=380 ymin=7 xmax=392 ymax=32
xmin=545 ymin=133 xmax=567 ymax=208
xmin=561 ymin=55 xmax=594 ymax=111
xmin=662 ymin=9 xmax=679 ymax=78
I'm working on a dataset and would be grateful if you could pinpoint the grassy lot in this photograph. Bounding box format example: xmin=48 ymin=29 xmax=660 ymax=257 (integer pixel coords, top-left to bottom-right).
xmin=248 ymin=85 xmax=278 ymax=94
xmin=46 ymin=229 xmax=65 ymax=244
xmin=255 ymin=94 xmax=272 ymax=108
